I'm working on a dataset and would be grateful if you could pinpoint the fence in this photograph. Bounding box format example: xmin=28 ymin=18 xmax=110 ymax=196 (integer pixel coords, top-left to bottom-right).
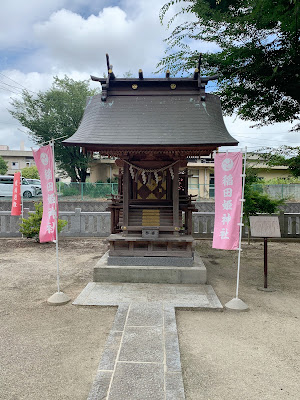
xmin=56 ymin=183 xmax=300 ymax=201
xmin=1 ymin=208 xmax=299 ymax=238
xmin=57 ymin=182 xmax=118 ymax=200
xmin=1 ymin=182 xmax=299 ymax=201
xmin=188 ymin=184 xmax=300 ymax=201
xmin=192 ymin=212 xmax=300 ymax=238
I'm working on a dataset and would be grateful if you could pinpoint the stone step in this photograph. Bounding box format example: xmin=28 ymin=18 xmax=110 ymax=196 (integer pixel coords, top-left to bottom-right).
xmin=93 ymin=252 xmax=207 ymax=284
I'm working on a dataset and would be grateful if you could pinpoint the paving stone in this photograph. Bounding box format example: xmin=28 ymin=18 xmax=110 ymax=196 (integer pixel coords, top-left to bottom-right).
xmin=119 ymin=326 xmax=164 ymax=363
xmin=118 ymin=294 xmax=149 ymax=303
xmin=87 ymin=370 xmax=112 ymax=400
xmin=127 ymin=302 xmax=163 ymax=327
xmin=98 ymin=331 xmax=122 ymax=371
xmin=72 ymin=282 xmax=96 ymax=305
xmin=111 ymin=303 xmax=129 ymax=331
xmin=174 ymin=285 xmax=207 ymax=295
xmin=205 ymin=285 xmax=223 ymax=309
xmin=108 ymin=362 xmax=164 ymax=400
xmin=92 ymin=283 xmax=123 ymax=294
xmin=164 ymin=306 xmax=177 ymax=333
xmin=165 ymin=331 xmax=182 ymax=372
xmin=165 ymin=372 xmax=185 ymax=400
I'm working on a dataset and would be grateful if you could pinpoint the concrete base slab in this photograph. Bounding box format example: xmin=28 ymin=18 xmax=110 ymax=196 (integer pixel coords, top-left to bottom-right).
xmin=73 ymin=282 xmax=223 ymax=309
xmin=225 ymin=297 xmax=249 ymax=311
xmin=94 ymin=251 xmax=207 ymax=284
xmin=47 ymin=291 xmax=71 ymax=306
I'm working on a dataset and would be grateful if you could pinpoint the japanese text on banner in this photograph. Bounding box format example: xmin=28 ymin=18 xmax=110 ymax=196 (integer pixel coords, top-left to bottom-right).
xmin=33 ymin=144 xmax=57 ymax=243
xmin=212 ymin=152 xmax=243 ymax=250
xmin=11 ymin=172 xmax=21 ymax=216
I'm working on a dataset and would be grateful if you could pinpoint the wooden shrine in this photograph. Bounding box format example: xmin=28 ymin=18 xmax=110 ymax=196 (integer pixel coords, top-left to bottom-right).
xmin=64 ymin=55 xmax=238 ymax=267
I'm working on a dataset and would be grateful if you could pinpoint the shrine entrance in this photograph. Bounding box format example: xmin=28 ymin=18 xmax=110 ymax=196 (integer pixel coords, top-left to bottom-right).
xmin=108 ymin=155 xmax=196 ymax=262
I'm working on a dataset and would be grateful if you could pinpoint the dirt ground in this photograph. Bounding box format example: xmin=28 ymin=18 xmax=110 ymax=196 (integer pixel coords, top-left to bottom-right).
xmin=0 ymin=238 xmax=299 ymax=400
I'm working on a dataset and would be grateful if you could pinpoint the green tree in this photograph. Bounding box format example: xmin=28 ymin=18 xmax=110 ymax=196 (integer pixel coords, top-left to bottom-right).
xmin=0 ymin=156 xmax=8 ymax=174
xmin=260 ymin=146 xmax=300 ymax=177
xmin=19 ymin=202 xmax=67 ymax=242
xmin=21 ymin=166 xmax=40 ymax=179
xmin=159 ymin=0 xmax=300 ymax=129
xmin=10 ymin=76 xmax=100 ymax=182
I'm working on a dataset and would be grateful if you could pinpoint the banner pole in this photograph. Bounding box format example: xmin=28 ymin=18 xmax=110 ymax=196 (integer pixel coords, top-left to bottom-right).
xmin=21 ymin=170 xmax=24 ymax=238
xmin=47 ymin=138 xmax=70 ymax=305
xmin=225 ymin=147 xmax=249 ymax=311
xmin=235 ymin=146 xmax=247 ymax=298
xmin=20 ymin=170 xmax=24 ymax=220
xmin=52 ymin=139 xmax=60 ymax=293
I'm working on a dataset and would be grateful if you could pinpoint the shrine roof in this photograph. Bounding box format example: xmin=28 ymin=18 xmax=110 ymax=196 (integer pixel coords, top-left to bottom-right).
xmin=64 ymin=92 xmax=238 ymax=149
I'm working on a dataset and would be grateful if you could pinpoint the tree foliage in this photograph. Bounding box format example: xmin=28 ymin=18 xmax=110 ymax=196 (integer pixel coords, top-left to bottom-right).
xmin=19 ymin=202 xmax=67 ymax=242
xmin=0 ymin=156 xmax=8 ymax=174
xmin=21 ymin=166 xmax=40 ymax=179
xmin=159 ymin=0 xmax=300 ymax=129
xmin=259 ymin=146 xmax=300 ymax=177
xmin=10 ymin=76 xmax=100 ymax=182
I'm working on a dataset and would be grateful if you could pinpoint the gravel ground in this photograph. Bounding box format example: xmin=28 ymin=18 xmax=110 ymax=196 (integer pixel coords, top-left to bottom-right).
xmin=177 ymin=240 xmax=300 ymax=400
xmin=0 ymin=238 xmax=299 ymax=400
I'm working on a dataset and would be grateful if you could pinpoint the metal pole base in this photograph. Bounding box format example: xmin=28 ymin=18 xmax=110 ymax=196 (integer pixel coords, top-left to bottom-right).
xmin=225 ymin=297 xmax=249 ymax=312
xmin=257 ymin=287 xmax=276 ymax=292
xmin=47 ymin=292 xmax=71 ymax=306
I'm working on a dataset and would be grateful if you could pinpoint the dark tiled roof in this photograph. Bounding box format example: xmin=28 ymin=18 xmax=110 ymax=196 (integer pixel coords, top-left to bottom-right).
xmin=64 ymin=93 xmax=238 ymax=147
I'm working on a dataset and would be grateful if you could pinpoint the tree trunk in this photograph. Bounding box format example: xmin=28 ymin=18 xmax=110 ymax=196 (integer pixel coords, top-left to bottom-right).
xmin=80 ymin=168 xmax=87 ymax=182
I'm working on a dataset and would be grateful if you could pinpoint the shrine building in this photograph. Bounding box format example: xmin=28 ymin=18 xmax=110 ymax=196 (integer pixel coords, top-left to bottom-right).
xmin=64 ymin=56 xmax=238 ymax=282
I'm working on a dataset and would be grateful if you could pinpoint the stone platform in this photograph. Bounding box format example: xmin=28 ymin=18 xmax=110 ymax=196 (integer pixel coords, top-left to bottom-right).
xmin=94 ymin=251 xmax=207 ymax=284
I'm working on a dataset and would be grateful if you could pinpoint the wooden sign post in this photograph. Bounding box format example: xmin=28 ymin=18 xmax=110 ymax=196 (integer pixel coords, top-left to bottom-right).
xmin=249 ymin=216 xmax=281 ymax=290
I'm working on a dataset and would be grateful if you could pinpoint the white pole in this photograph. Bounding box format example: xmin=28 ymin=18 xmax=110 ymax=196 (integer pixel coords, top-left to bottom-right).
xmin=51 ymin=139 xmax=60 ymax=294
xmin=235 ymin=147 xmax=247 ymax=298
xmin=225 ymin=147 xmax=249 ymax=311
xmin=47 ymin=138 xmax=70 ymax=305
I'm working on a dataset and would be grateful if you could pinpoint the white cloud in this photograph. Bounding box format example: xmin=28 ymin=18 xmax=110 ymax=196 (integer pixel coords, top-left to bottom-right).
xmin=0 ymin=69 xmax=99 ymax=150
xmin=0 ymin=0 xmax=65 ymax=50
xmin=32 ymin=5 xmax=167 ymax=75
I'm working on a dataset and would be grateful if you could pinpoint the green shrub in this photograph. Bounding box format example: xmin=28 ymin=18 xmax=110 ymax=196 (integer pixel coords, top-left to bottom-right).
xmin=59 ymin=183 xmax=81 ymax=196
xmin=19 ymin=202 xmax=67 ymax=242
xmin=21 ymin=166 xmax=40 ymax=179
xmin=262 ymin=177 xmax=300 ymax=184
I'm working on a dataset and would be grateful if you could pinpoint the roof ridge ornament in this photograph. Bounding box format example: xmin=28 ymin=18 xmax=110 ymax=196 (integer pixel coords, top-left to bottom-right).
xmin=92 ymin=53 xmax=220 ymax=102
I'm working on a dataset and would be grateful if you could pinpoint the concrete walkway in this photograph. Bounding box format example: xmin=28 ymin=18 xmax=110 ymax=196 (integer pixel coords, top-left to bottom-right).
xmin=73 ymin=283 xmax=223 ymax=400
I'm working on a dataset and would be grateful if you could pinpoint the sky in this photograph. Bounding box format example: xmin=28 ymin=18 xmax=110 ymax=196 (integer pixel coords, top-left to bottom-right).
xmin=0 ymin=0 xmax=299 ymax=153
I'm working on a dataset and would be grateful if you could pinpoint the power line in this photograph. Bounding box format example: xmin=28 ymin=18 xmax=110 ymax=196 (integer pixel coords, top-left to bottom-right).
xmin=0 ymin=80 xmax=24 ymax=93
xmin=234 ymin=135 xmax=299 ymax=144
xmin=0 ymin=85 xmax=21 ymax=95
xmin=0 ymin=72 xmax=37 ymax=94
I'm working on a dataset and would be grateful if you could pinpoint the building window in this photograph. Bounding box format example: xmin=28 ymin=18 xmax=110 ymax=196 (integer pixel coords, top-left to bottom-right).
xmin=209 ymin=173 xmax=215 ymax=198
xmin=26 ymin=162 xmax=31 ymax=167
xmin=12 ymin=162 xmax=19 ymax=169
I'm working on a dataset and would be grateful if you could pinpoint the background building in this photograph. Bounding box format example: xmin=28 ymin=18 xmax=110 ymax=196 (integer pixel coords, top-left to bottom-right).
xmin=0 ymin=143 xmax=36 ymax=175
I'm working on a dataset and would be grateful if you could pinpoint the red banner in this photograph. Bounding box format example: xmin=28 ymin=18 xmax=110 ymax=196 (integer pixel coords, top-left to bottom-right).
xmin=11 ymin=172 xmax=22 ymax=216
xmin=33 ymin=144 xmax=57 ymax=243
xmin=212 ymin=152 xmax=243 ymax=250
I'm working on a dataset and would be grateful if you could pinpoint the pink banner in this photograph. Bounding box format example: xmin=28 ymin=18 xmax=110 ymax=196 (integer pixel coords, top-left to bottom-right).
xmin=33 ymin=144 xmax=57 ymax=243
xmin=212 ymin=152 xmax=243 ymax=250
xmin=11 ymin=172 xmax=21 ymax=216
